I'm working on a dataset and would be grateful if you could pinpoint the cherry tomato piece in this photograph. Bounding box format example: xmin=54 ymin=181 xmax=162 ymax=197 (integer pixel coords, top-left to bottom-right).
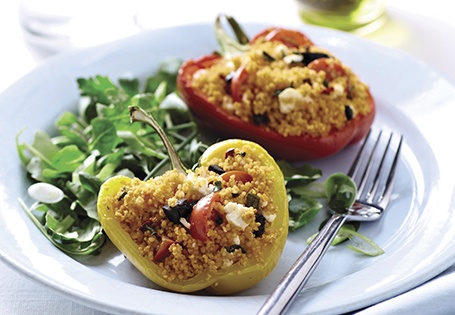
xmin=250 ymin=27 xmax=314 ymax=48
xmin=190 ymin=193 xmax=220 ymax=242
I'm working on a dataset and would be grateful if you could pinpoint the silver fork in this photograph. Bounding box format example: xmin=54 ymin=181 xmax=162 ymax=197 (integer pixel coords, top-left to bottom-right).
xmin=257 ymin=130 xmax=403 ymax=315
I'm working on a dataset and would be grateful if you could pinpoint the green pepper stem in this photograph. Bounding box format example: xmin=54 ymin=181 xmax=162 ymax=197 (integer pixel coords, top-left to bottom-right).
xmin=215 ymin=14 xmax=250 ymax=58
xmin=128 ymin=106 xmax=188 ymax=174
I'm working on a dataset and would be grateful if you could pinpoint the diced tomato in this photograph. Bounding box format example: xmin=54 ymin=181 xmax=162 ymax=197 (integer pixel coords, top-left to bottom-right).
xmin=153 ymin=236 xmax=176 ymax=262
xmin=224 ymin=148 xmax=236 ymax=158
xmin=307 ymin=58 xmax=348 ymax=82
xmin=221 ymin=170 xmax=253 ymax=183
xmin=308 ymin=58 xmax=352 ymax=96
xmin=321 ymin=86 xmax=334 ymax=95
xmin=189 ymin=193 xmax=220 ymax=242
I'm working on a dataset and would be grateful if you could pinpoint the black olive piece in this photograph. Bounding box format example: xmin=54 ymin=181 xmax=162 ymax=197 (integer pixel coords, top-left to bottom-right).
xmin=225 ymin=72 xmax=235 ymax=95
xmin=208 ymin=164 xmax=225 ymax=175
xmin=303 ymin=78 xmax=313 ymax=86
xmin=262 ymin=51 xmax=275 ymax=61
xmin=212 ymin=211 xmax=223 ymax=225
xmin=252 ymin=113 xmax=270 ymax=125
xmin=254 ymin=214 xmax=266 ymax=238
xmin=163 ymin=199 xmax=197 ymax=224
xmin=117 ymin=188 xmax=128 ymax=201
xmin=345 ymin=105 xmax=354 ymax=121
xmin=292 ymin=52 xmax=330 ymax=66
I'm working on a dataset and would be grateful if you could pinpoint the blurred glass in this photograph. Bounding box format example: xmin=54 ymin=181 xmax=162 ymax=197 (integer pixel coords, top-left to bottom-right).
xmin=297 ymin=0 xmax=387 ymax=32
xmin=19 ymin=0 xmax=140 ymax=59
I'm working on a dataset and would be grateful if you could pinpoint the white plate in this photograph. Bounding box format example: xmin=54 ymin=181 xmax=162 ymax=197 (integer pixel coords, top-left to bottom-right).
xmin=1 ymin=23 xmax=455 ymax=315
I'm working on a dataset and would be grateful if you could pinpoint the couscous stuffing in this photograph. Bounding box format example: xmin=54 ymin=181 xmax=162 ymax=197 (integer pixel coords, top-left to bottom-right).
xmin=191 ymin=38 xmax=372 ymax=137
xmin=103 ymin=145 xmax=282 ymax=282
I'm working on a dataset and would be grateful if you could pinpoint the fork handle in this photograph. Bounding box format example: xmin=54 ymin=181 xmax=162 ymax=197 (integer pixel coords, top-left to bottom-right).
xmin=257 ymin=214 xmax=347 ymax=315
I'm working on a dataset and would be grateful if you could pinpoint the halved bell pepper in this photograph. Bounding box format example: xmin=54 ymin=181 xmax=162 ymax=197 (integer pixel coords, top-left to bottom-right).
xmin=177 ymin=15 xmax=375 ymax=161
xmin=97 ymin=106 xmax=288 ymax=294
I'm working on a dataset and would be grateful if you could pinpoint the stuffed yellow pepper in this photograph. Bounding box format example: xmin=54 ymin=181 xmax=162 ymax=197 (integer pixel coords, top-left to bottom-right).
xmin=97 ymin=106 xmax=288 ymax=294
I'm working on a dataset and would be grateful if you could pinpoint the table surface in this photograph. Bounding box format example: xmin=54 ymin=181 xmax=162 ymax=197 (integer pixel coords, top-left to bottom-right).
xmin=1 ymin=1 xmax=454 ymax=314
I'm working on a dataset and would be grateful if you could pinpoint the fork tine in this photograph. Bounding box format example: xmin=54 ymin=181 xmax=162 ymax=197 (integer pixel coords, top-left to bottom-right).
xmin=376 ymin=134 xmax=403 ymax=208
xmin=355 ymin=130 xmax=383 ymax=196
xmin=366 ymin=132 xmax=394 ymax=203
xmin=348 ymin=130 xmax=403 ymax=210
xmin=347 ymin=129 xmax=373 ymax=178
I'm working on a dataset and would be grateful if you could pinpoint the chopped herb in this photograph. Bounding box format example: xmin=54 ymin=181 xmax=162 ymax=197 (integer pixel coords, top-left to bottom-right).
xmin=140 ymin=217 xmax=158 ymax=233
xmin=142 ymin=224 xmax=157 ymax=235
xmin=225 ymin=244 xmax=246 ymax=253
xmin=323 ymin=79 xmax=329 ymax=88
xmin=245 ymin=192 xmax=260 ymax=210
xmin=213 ymin=181 xmax=223 ymax=192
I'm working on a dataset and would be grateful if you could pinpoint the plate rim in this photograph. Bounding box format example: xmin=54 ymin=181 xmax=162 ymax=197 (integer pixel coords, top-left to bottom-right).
xmin=1 ymin=21 xmax=455 ymax=315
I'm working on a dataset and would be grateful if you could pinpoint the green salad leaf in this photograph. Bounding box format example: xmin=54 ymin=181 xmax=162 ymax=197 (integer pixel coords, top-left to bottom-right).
xmin=278 ymin=161 xmax=324 ymax=231
xmin=288 ymin=195 xmax=322 ymax=231
xmin=16 ymin=58 xmax=207 ymax=256
xmin=338 ymin=227 xmax=385 ymax=256
xmin=302 ymin=173 xmax=383 ymax=255
xmin=324 ymin=172 xmax=357 ymax=213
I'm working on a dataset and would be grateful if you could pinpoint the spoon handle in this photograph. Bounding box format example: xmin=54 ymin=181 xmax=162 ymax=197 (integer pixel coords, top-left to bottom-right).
xmin=257 ymin=213 xmax=347 ymax=315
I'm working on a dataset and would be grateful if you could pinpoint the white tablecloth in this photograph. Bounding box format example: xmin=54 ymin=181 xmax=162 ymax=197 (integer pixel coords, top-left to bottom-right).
xmin=1 ymin=1 xmax=454 ymax=314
